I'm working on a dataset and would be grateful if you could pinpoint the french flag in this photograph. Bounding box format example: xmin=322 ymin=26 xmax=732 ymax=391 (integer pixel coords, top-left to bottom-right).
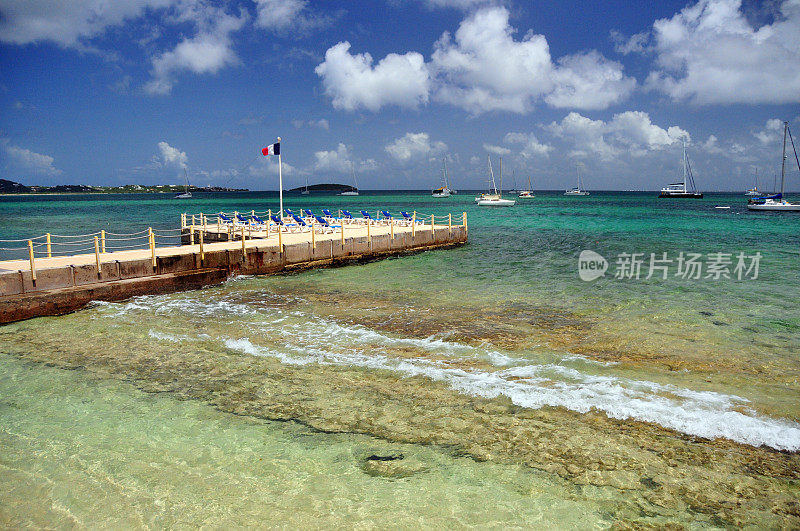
xmin=261 ymin=142 xmax=280 ymax=156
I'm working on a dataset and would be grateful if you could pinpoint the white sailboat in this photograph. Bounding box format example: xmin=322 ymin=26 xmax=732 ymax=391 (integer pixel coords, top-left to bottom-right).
xmin=174 ymin=168 xmax=192 ymax=199
xmin=476 ymin=156 xmax=515 ymax=207
xmin=745 ymin=168 xmax=760 ymax=196
xmin=301 ymin=175 xmax=310 ymax=195
xmin=659 ymin=141 xmax=702 ymax=198
xmin=518 ymin=173 xmax=535 ymax=198
xmin=339 ymin=162 xmax=359 ymax=196
xmin=748 ymin=121 xmax=800 ymax=211
xmin=432 ymin=158 xmax=452 ymax=197
xmin=564 ymin=164 xmax=589 ymax=196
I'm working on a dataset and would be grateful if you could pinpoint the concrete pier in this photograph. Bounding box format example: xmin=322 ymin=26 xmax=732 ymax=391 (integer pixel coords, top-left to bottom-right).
xmin=0 ymin=217 xmax=467 ymax=323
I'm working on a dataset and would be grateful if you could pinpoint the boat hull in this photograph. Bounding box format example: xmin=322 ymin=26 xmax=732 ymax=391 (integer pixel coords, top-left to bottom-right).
xmin=477 ymin=199 xmax=515 ymax=206
xmin=747 ymin=202 xmax=800 ymax=211
xmin=658 ymin=192 xmax=703 ymax=198
xmin=564 ymin=191 xmax=589 ymax=196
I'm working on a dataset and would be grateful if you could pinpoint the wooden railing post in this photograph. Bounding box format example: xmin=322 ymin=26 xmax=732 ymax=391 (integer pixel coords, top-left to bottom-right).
xmin=367 ymin=219 xmax=371 ymax=249
xmin=430 ymin=214 xmax=434 ymax=241
xmin=340 ymin=222 xmax=345 ymax=249
xmin=448 ymin=213 xmax=452 ymax=237
xmin=46 ymin=233 xmax=52 ymax=258
xmin=278 ymin=224 xmax=283 ymax=254
xmin=199 ymin=229 xmax=204 ymax=263
xmin=101 ymin=229 xmax=106 ymax=253
xmin=241 ymin=225 xmax=246 ymax=257
xmin=190 ymin=225 xmax=195 ymax=245
xmin=94 ymin=236 xmax=101 ymax=274
xmin=412 ymin=212 xmax=416 ymax=239
xmin=311 ymin=221 xmax=316 ymax=250
xmin=28 ymin=240 xmax=36 ymax=282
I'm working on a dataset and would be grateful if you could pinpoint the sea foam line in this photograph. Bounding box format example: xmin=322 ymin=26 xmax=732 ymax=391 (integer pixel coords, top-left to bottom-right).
xmin=222 ymin=334 xmax=800 ymax=452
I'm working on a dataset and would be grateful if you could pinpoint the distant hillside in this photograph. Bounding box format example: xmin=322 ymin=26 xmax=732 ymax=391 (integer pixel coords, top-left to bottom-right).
xmin=287 ymin=183 xmax=356 ymax=193
xmin=0 ymin=179 xmax=30 ymax=193
xmin=0 ymin=179 xmax=247 ymax=194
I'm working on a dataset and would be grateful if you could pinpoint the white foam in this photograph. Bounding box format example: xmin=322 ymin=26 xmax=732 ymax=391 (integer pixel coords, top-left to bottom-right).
xmin=148 ymin=330 xmax=194 ymax=343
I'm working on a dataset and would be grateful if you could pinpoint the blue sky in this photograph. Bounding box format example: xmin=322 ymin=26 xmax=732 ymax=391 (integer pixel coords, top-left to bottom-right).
xmin=1 ymin=0 xmax=799 ymax=191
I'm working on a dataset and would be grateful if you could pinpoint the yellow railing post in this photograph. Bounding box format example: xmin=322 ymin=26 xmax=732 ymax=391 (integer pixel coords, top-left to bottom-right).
xmin=94 ymin=236 xmax=101 ymax=274
xmin=192 ymin=214 xmax=196 ymax=225
xmin=101 ymin=229 xmax=106 ymax=253
xmin=217 ymin=217 xmax=221 ymax=232
xmin=430 ymin=214 xmax=434 ymax=240
xmin=181 ymin=213 xmax=185 ymax=228
xmin=241 ymin=225 xmax=246 ymax=257
xmin=199 ymin=229 xmax=204 ymax=262
xmin=46 ymin=233 xmax=52 ymax=258
xmin=251 ymin=209 xmax=255 ymax=217
xmin=190 ymin=225 xmax=195 ymax=245
xmin=149 ymin=228 xmax=156 ymax=268
xmin=412 ymin=212 xmax=416 ymax=238
xmin=390 ymin=219 xmax=394 ymax=242
xmin=340 ymin=222 xmax=345 ymax=248
xmin=367 ymin=219 xmax=370 ymax=249
xmin=311 ymin=221 xmax=316 ymax=250
xmin=448 ymin=213 xmax=452 ymax=237
xmin=28 ymin=240 xmax=36 ymax=282
xmin=278 ymin=224 xmax=283 ymax=253
xmin=463 ymin=212 xmax=467 ymax=232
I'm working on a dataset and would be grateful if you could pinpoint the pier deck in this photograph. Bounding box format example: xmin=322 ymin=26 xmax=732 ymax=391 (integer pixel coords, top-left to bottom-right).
xmin=0 ymin=217 xmax=467 ymax=323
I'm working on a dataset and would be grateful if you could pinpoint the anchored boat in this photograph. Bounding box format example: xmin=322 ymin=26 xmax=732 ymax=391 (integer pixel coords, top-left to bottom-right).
xmin=476 ymin=156 xmax=515 ymax=207
xmin=748 ymin=121 xmax=800 ymax=212
xmin=659 ymin=141 xmax=703 ymax=198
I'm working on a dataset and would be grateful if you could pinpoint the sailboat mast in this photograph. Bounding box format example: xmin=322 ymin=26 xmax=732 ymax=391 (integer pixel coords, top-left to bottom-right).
xmin=682 ymin=141 xmax=688 ymax=194
xmin=780 ymin=121 xmax=788 ymax=197
xmin=487 ymin=155 xmax=497 ymax=193
xmin=498 ymin=157 xmax=503 ymax=194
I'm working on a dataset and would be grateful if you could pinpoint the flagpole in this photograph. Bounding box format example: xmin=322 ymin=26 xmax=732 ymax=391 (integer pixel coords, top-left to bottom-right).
xmin=277 ymin=136 xmax=283 ymax=218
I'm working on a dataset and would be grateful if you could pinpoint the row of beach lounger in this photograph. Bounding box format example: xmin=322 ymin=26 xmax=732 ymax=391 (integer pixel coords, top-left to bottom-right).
xmin=217 ymin=209 xmax=424 ymax=233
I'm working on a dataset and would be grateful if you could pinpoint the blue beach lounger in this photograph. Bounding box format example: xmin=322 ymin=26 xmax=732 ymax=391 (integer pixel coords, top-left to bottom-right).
xmin=400 ymin=211 xmax=421 ymax=225
xmin=314 ymin=215 xmax=341 ymax=233
xmin=341 ymin=210 xmax=358 ymax=223
xmin=381 ymin=211 xmax=394 ymax=222
xmin=322 ymin=209 xmax=335 ymax=219
xmin=218 ymin=212 xmax=234 ymax=225
xmin=303 ymin=209 xmax=315 ymax=218
xmin=271 ymin=214 xmax=302 ymax=232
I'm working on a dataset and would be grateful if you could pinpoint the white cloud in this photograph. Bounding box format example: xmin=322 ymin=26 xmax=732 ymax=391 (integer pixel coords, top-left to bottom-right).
xmin=385 ymin=132 xmax=447 ymax=162
xmin=431 ymin=7 xmax=634 ymax=113
xmin=253 ymin=0 xmax=329 ymax=33
xmin=2 ymin=140 xmax=62 ymax=176
xmin=545 ymin=51 xmax=635 ymax=110
xmin=420 ymin=0 xmax=498 ymax=9
xmin=145 ymin=9 xmax=246 ymax=95
xmin=643 ymin=0 xmax=800 ymax=104
xmin=314 ymin=143 xmax=353 ymax=172
xmin=504 ymin=132 xmax=553 ymax=158
xmin=0 ymin=0 xmax=174 ymax=47
xmin=548 ymin=111 xmax=688 ymax=160
xmin=482 ymin=143 xmax=511 ymax=156
xmin=315 ymin=42 xmax=430 ymax=111
xmin=248 ymin=157 xmax=297 ymax=178
xmin=157 ymin=141 xmax=188 ymax=170
xmin=753 ymin=118 xmax=784 ymax=145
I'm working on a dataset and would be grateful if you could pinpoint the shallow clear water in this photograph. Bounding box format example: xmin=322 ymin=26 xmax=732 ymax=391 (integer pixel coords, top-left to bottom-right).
xmin=2 ymin=191 xmax=799 ymax=527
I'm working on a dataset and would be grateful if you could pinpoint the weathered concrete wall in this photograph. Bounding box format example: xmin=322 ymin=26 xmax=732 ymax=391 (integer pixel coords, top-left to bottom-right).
xmin=0 ymin=227 xmax=466 ymax=323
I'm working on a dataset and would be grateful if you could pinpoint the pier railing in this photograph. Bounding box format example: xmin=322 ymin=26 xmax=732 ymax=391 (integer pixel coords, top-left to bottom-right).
xmin=0 ymin=228 xmax=183 ymax=260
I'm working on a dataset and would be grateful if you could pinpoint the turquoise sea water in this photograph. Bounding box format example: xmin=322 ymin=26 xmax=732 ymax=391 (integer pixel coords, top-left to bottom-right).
xmin=2 ymin=191 xmax=799 ymax=527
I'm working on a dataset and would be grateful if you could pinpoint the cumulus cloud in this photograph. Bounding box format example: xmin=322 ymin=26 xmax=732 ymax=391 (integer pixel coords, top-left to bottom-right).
xmin=641 ymin=0 xmax=800 ymax=104
xmin=157 ymin=141 xmax=188 ymax=171
xmin=316 ymin=7 xmax=633 ymax=114
xmin=385 ymin=132 xmax=447 ymax=162
xmin=144 ymin=9 xmax=247 ymax=95
xmin=0 ymin=0 xmax=174 ymax=47
xmin=314 ymin=143 xmax=354 ymax=172
xmin=420 ymin=0 xmax=499 ymax=9
xmin=253 ymin=0 xmax=330 ymax=33
xmin=753 ymin=118 xmax=784 ymax=145
xmin=548 ymin=111 xmax=689 ymax=160
xmin=431 ymin=7 xmax=634 ymax=113
xmin=483 ymin=143 xmax=511 ymax=156
xmin=2 ymin=140 xmax=62 ymax=176
xmin=504 ymin=132 xmax=553 ymax=158
xmin=315 ymin=42 xmax=430 ymax=111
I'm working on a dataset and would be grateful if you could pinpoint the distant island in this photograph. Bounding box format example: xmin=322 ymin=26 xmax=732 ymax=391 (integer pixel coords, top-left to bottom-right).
xmin=287 ymin=183 xmax=357 ymax=193
xmin=0 ymin=179 xmax=247 ymax=194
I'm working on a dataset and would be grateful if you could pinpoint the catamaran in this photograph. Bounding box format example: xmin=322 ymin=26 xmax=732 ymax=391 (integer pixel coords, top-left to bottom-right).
xmin=476 ymin=156 xmax=515 ymax=206
xmin=432 ymin=158 xmax=452 ymax=197
xmin=564 ymin=165 xmax=589 ymax=196
xmin=659 ymin=141 xmax=703 ymax=198
xmin=748 ymin=121 xmax=800 ymax=212
xmin=339 ymin=162 xmax=359 ymax=196
xmin=174 ymin=168 xmax=192 ymax=199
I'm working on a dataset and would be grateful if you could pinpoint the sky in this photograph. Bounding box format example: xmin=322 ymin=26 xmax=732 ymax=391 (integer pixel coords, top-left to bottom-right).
xmin=1 ymin=0 xmax=799 ymax=192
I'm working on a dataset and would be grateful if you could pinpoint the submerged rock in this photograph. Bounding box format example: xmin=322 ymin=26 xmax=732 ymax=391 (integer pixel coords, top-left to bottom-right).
xmin=361 ymin=453 xmax=428 ymax=478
